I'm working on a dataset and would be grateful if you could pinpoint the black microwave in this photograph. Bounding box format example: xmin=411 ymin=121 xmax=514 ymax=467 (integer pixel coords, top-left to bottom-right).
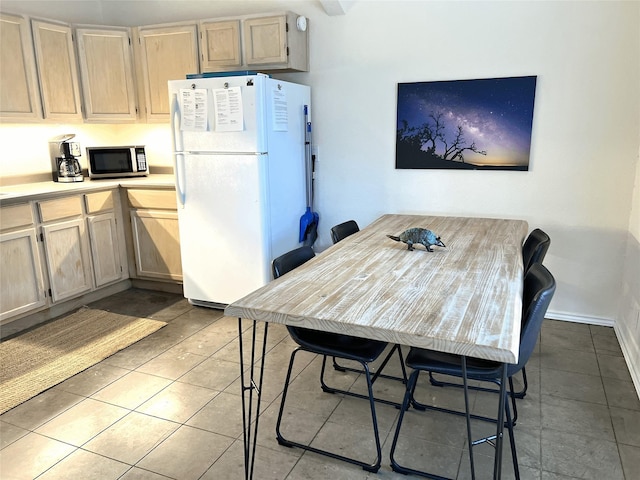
xmin=87 ymin=146 xmax=148 ymax=179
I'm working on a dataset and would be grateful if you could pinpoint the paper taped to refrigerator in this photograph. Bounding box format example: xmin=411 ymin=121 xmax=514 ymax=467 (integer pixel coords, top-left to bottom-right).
xmin=272 ymin=88 xmax=288 ymax=131
xmin=179 ymin=89 xmax=208 ymax=131
xmin=214 ymin=87 xmax=244 ymax=132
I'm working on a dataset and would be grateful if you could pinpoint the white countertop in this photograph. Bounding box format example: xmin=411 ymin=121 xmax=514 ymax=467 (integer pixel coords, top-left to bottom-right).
xmin=0 ymin=174 xmax=175 ymax=203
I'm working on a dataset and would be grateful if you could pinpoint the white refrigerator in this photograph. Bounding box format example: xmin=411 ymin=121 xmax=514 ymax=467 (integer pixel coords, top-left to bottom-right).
xmin=169 ymin=73 xmax=310 ymax=307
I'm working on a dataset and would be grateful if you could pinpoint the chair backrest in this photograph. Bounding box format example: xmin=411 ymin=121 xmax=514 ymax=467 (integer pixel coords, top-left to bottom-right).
xmin=509 ymin=263 xmax=556 ymax=375
xmin=272 ymin=246 xmax=315 ymax=279
xmin=271 ymin=246 xmax=318 ymax=345
xmin=522 ymin=228 xmax=550 ymax=273
xmin=330 ymin=220 xmax=360 ymax=244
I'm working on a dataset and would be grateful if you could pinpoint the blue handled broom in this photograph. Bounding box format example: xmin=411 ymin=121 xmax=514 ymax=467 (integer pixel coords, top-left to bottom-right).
xmin=299 ymin=105 xmax=318 ymax=246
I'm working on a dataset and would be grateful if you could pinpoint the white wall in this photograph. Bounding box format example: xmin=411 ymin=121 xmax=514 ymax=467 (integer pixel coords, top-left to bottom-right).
xmin=291 ymin=0 xmax=640 ymax=327
xmin=617 ymin=144 xmax=640 ymax=394
xmin=1 ymin=1 xmax=639 ymax=329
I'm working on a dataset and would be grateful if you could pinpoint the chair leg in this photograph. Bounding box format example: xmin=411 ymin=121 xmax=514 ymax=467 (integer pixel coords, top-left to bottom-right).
xmin=390 ymin=370 xmax=457 ymax=479
xmin=508 ymin=376 xmax=519 ymax=425
xmin=504 ymin=388 xmax=520 ymax=480
xmin=332 ymin=356 xmax=349 ymax=372
xmin=511 ymin=366 xmax=528 ymax=399
xmin=428 ymin=371 xmax=521 ymax=425
xmin=394 ymin=367 xmax=519 ymax=479
xmin=429 ymin=371 xmax=508 ymax=395
xmin=412 ymin=378 xmax=516 ymax=428
xmin=332 ymin=344 xmax=408 ymax=384
xmin=320 ymin=355 xmax=404 ymax=409
xmin=397 ymin=367 xmax=520 ymax=479
xmin=275 ymin=347 xmax=302 ymax=449
xmin=361 ymin=362 xmax=383 ymax=472
xmin=276 ymin=349 xmax=382 ymax=472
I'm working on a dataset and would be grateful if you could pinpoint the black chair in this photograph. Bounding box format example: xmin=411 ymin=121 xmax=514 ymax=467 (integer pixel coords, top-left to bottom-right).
xmin=522 ymin=228 xmax=550 ymax=273
xmin=273 ymin=246 xmax=397 ymax=472
xmin=390 ymin=263 xmax=556 ymax=480
xmin=430 ymin=227 xmax=551 ymax=402
xmin=329 ymin=220 xmax=408 ymax=385
xmin=330 ymin=219 xmax=360 ymax=244
xmin=515 ymin=228 xmax=550 ymax=398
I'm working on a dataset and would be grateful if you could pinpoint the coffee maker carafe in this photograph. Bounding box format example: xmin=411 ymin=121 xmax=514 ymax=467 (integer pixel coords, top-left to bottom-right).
xmin=49 ymin=134 xmax=83 ymax=183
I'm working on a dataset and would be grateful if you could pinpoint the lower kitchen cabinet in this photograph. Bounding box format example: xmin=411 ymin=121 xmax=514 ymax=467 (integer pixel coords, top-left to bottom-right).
xmin=130 ymin=210 xmax=182 ymax=281
xmin=0 ymin=185 xmax=181 ymax=328
xmin=126 ymin=188 xmax=182 ymax=282
xmin=85 ymin=190 xmax=125 ymax=287
xmin=87 ymin=213 xmax=123 ymax=287
xmin=40 ymin=217 xmax=93 ymax=302
xmin=0 ymin=189 xmax=128 ymax=326
xmin=0 ymin=218 xmax=47 ymax=322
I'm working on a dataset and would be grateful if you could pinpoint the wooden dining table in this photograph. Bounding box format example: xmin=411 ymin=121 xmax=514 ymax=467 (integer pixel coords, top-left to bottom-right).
xmin=224 ymin=213 xmax=528 ymax=480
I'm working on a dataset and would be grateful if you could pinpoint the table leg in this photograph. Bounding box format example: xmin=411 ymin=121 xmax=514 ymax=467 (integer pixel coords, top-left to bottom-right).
xmin=461 ymin=356 xmax=476 ymax=480
xmin=238 ymin=318 xmax=269 ymax=480
xmin=463 ymin=359 xmax=508 ymax=480
xmin=493 ymin=363 xmax=508 ymax=479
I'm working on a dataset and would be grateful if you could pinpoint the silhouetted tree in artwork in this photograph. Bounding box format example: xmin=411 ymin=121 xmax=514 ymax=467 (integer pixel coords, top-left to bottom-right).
xmin=396 ymin=111 xmax=487 ymax=167
xmin=441 ymin=125 xmax=487 ymax=163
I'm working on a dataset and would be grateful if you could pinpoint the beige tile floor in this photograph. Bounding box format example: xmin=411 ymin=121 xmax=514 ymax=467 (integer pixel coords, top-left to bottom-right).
xmin=1 ymin=288 xmax=638 ymax=479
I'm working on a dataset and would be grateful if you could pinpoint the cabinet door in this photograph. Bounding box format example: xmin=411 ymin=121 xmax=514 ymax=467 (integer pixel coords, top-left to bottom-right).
xmin=31 ymin=19 xmax=83 ymax=121
xmin=243 ymin=15 xmax=288 ymax=66
xmin=76 ymin=27 xmax=137 ymax=122
xmin=0 ymin=13 xmax=42 ymax=119
xmin=138 ymin=24 xmax=199 ymax=121
xmin=200 ymin=20 xmax=241 ymax=71
xmin=41 ymin=218 xmax=93 ymax=302
xmin=87 ymin=213 xmax=123 ymax=287
xmin=0 ymin=228 xmax=46 ymax=322
xmin=130 ymin=210 xmax=182 ymax=281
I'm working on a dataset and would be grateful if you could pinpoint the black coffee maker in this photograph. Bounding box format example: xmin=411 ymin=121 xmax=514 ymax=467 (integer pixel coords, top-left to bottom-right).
xmin=49 ymin=134 xmax=83 ymax=182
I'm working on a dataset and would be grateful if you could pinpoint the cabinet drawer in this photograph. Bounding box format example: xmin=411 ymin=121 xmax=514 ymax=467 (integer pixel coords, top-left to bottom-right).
xmin=38 ymin=196 xmax=83 ymax=222
xmin=127 ymin=189 xmax=177 ymax=210
xmin=85 ymin=190 xmax=114 ymax=214
xmin=0 ymin=203 xmax=34 ymax=231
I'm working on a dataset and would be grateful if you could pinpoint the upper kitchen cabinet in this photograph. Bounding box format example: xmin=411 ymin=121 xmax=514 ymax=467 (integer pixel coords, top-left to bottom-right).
xmin=31 ymin=19 xmax=83 ymax=121
xmin=0 ymin=13 xmax=42 ymax=120
xmin=199 ymin=19 xmax=241 ymax=71
xmin=242 ymin=12 xmax=308 ymax=72
xmin=75 ymin=26 xmax=137 ymax=122
xmin=200 ymin=12 xmax=308 ymax=73
xmin=137 ymin=23 xmax=199 ymax=121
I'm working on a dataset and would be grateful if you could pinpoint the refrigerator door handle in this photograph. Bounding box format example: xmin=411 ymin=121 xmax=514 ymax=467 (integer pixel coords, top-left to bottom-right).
xmin=174 ymin=153 xmax=186 ymax=207
xmin=171 ymin=93 xmax=186 ymax=207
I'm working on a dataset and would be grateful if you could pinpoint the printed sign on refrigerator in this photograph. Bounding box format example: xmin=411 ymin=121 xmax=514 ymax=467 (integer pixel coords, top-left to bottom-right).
xmin=214 ymin=87 xmax=244 ymax=132
xmin=272 ymin=88 xmax=288 ymax=131
xmin=179 ymin=89 xmax=208 ymax=131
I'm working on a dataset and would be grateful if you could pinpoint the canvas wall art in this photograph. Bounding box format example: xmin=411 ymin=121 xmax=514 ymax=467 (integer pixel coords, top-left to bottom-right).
xmin=396 ymin=76 xmax=537 ymax=170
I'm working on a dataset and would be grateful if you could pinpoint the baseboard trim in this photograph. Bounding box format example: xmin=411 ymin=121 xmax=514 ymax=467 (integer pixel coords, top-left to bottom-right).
xmin=130 ymin=279 xmax=183 ymax=295
xmin=0 ymin=280 xmax=132 ymax=339
xmin=546 ymin=310 xmax=615 ymax=327
xmin=615 ymin=324 xmax=640 ymax=400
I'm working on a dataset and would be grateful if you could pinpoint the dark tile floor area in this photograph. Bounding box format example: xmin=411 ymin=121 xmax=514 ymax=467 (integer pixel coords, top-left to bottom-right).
xmin=1 ymin=288 xmax=639 ymax=479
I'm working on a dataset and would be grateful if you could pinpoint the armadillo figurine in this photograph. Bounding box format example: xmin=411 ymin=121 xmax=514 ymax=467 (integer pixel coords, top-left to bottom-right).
xmin=387 ymin=227 xmax=446 ymax=252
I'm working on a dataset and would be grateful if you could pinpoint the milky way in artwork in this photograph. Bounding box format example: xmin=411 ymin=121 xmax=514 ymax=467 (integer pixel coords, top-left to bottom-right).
xmin=396 ymin=76 xmax=537 ymax=170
